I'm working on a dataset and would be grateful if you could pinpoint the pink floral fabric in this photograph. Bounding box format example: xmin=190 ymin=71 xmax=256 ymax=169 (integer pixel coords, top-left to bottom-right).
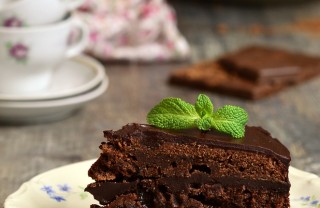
xmin=76 ymin=0 xmax=190 ymax=62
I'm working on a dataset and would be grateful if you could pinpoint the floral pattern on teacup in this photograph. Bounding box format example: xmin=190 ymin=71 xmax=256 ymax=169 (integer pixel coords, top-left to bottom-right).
xmin=40 ymin=183 xmax=89 ymax=202
xmin=2 ymin=17 xmax=24 ymax=27
xmin=6 ymin=42 xmax=29 ymax=63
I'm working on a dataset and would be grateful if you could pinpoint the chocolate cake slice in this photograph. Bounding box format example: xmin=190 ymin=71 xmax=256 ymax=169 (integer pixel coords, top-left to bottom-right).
xmin=86 ymin=123 xmax=291 ymax=208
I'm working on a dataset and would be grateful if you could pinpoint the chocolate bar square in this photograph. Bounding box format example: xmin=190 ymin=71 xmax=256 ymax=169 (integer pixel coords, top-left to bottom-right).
xmin=170 ymin=59 xmax=320 ymax=100
xmin=170 ymin=61 xmax=284 ymax=100
xmin=218 ymin=46 xmax=320 ymax=84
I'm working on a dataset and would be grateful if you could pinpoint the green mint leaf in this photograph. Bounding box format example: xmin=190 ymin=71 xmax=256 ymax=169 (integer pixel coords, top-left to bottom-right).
xmin=211 ymin=105 xmax=248 ymax=138
xmin=195 ymin=94 xmax=213 ymax=118
xmin=195 ymin=117 xmax=212 ymax=131
xmin=147 ymin=98 xmax=200 ymax=129
xmin=147 ymin=94 xmax=249 ymax=139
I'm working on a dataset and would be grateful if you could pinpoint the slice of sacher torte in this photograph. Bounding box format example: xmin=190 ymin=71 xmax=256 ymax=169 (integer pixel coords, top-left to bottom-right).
xmin=86 ymin=95 xmax=291 ymax=208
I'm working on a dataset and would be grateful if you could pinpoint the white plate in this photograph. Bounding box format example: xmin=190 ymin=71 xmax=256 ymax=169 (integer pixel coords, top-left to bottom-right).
xmin=4 ymin=159 xmax=320 ymax=208
xmin=0 ymin=77 xmax=108 ymax=124
xmin=0 ymin=55 xmax=105 ymax=101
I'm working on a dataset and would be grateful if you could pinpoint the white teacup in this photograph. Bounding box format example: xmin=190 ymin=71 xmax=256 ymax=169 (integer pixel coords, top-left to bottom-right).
xmin=0 ymin=14 xmax=89 ymax=94
xmin=0 ymin=0 xmax=85 ymax=27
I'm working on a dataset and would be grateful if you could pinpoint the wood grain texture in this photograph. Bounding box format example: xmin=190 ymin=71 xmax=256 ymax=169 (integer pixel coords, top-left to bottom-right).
xmin=1 ymin=1 xmax=320 ymax=205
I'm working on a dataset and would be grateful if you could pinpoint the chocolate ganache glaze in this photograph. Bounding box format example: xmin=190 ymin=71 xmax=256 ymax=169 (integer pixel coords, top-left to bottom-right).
xmin=86 ymin=181 xmax=138 ymax=205
xmin=106 ymin=123 xmax=290 ymax=164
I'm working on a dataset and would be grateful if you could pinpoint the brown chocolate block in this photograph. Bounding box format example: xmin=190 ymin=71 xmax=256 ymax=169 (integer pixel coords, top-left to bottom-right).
xmin=218 ymin=46 xmax=320 ymax=83
xmin=169 ymin=61 xmax=286 ymax=100
xmin=86 ymin=123 xmax=291 ymax=208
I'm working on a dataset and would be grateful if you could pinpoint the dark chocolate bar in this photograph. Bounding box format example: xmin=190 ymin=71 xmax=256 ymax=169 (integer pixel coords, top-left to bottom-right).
xmin=170 ymin=61 xmax=283 ymax=100
xmin=218 ymin=46 xmax=320 ymax=84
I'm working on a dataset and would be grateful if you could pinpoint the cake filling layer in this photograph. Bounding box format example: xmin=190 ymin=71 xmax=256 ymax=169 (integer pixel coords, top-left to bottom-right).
xmin=86 ymin=172 xmax=290 ymax=205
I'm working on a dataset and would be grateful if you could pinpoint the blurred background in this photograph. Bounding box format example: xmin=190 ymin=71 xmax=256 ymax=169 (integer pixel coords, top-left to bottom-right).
xmin=1 ymin=0 xmax=320 ymax=205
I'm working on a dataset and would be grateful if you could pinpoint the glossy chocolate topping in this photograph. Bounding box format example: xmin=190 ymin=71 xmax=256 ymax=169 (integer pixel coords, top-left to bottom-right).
xmin=105 ymin=123 xmax=291 ymax=165
xmin=85 ymin=181 xmax=138 ymax=205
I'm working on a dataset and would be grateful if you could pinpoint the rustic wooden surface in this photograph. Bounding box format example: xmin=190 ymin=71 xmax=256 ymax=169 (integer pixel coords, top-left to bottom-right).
xmin=1 ymin=1 xmax=320 ymax=205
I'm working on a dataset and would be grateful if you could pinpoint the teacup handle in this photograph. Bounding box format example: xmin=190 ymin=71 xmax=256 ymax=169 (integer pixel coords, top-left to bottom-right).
xmin=66 ymin=18 xmax=89 ymax=58
xmin=62 ymin=0 xmax=85 ymax=10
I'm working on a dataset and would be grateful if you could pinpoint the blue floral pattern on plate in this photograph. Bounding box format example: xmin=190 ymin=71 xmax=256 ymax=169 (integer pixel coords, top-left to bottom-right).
xmin=293 ymin=195 xmax=320 ymax=207
xmin=40 ymin=183 xmax=89 ymax=202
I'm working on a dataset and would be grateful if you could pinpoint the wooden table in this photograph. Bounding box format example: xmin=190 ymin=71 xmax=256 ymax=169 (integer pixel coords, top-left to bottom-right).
xmin=1 ymin=1 xmax=320 ymax=205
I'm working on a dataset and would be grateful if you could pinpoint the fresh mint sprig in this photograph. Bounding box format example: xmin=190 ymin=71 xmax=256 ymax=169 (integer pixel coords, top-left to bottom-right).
xmin=147 ymin=94 xmax=248 ymax=138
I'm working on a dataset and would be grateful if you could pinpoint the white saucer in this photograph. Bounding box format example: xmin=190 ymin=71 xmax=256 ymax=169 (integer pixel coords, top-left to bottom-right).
xmin=0 ymin=76 xmax=108 ymax=124
xmin=0 ymin=55 xmax=105 ymax=101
